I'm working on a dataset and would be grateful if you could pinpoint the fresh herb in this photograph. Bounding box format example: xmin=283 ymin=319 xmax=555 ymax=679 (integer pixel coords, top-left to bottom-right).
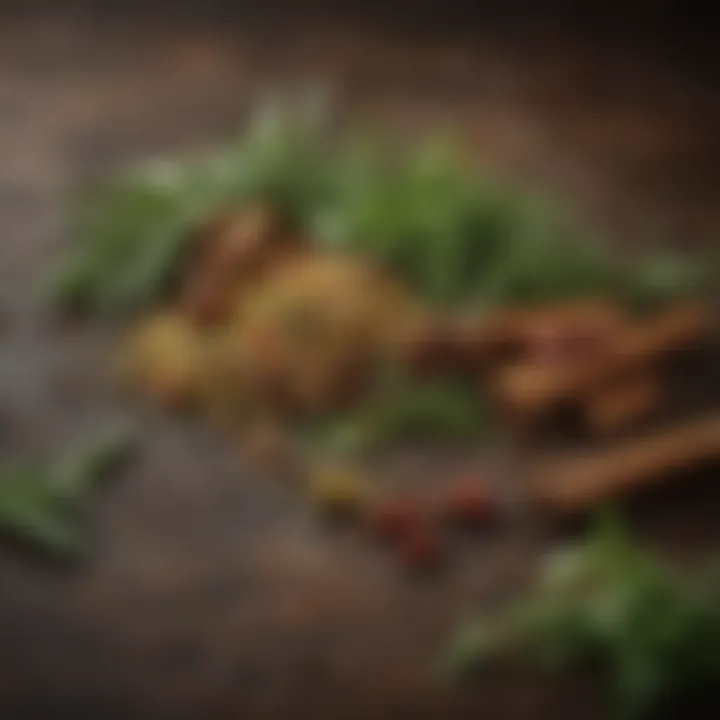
xmin=442 ymin=512 xmax=720 ymax=718
xmin=306 ymin=376 xmax=490 ymax=457
xmin=366 ymin=377 xmax=490 ymax=444
xmin=318 ymin=141 xmax=618 ymax=308
xmin=0 ymin=429 xmax=135 ymax=558
xmin=48 ymin=98 xmax=332 ymax=314
xmin=621 ymin=253 xmax=714 ymax=312
xmin=49 ymin=99 xmax=709 ymax=316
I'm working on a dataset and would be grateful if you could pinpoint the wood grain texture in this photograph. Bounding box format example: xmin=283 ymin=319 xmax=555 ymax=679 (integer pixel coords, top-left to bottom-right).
xmin=0 ymin=7 xmax=719 ymax=719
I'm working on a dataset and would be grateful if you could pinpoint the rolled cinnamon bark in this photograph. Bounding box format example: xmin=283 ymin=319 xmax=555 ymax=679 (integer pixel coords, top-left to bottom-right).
xmin=493 ymin=304 xmax=709 ymax=422
xmin=455 ymin=300 xmax=626 ymax=366
xmin=583 ymin=374 xmax=663 ymax=436
xmin=530 ymin=414 xmax=720 ymax=515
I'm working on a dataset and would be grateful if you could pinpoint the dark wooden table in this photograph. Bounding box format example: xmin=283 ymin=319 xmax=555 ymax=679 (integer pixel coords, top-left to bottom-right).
xmin=1 ymin=7 xmax=719 ymax=719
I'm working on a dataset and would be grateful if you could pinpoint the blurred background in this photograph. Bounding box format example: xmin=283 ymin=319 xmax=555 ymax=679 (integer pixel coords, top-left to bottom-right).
xmin=0 ymin=2 xmax=719 ymax=719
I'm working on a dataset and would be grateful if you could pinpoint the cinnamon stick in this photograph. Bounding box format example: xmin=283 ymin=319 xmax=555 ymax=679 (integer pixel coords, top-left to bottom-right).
xmin=456 ymin=299 xmax=626 ymax=365
xmin=494 ymin=304 xmax=708 ymax=422
xmin=583 ymin=374 xmax=663 ymax=436
xmin=531 ymin=414 xmax=720 ymax=515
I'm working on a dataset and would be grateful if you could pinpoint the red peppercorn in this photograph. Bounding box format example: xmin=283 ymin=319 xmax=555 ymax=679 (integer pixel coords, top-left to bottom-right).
xmin=398 ymin=523 xmax=443 ymax=571
xmin=444 ymin=480 xmax=494 ymax=526
xmin=366 ymin=500 xmax=419 ymax=542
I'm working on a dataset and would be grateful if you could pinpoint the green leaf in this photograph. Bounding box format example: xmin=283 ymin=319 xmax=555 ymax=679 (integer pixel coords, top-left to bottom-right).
xmin=441 ymin=620 xmax=504 ymax=679
xmin=612 ymin=647 xmax=662 ymax=720
xmin=53 ymin=427 xmax=136 ymax=502
xmin=0 ymin=429 xmax=136 ymax=559
xmin=0 ymin=466 xmax=81 ymax=557
xmin=0 ymin=499 xmax=82 ymax=558
xmin=623 ymin=254 xmax=707 ymax=311
xmin=443 ymin=513 xmax=720 ymax=718
xmin=50 ymin=98 xmax=706 ymax=317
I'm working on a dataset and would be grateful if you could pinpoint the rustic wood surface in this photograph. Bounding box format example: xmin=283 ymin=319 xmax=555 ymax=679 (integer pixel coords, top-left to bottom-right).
xmin=0 ymin=8 xmax=719 ymax=719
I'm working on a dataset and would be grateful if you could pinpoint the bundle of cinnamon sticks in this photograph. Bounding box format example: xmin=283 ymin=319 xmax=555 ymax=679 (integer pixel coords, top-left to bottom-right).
xmin=467 ymin=300 xmax=717 ymax=515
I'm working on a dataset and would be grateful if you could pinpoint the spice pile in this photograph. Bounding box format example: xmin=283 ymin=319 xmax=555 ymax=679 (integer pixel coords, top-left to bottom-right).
xmin=41 ymin=100 xmax=720 ymax=717
xmin=47 ymin=101 xmax=718 ymax=563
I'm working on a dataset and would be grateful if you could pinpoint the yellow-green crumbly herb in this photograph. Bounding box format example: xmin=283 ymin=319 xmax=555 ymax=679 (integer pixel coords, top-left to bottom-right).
xmin=0 ymin=429 xmax=135 ymax=558
xmin=442 ymin=513 xmax=720 ymax=719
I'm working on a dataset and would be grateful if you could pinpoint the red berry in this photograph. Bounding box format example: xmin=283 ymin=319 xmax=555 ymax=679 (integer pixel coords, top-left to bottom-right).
xmin=398 ymin=524 xmax=443 ymax=571
xmin=444 ymin=480 xmax=494 ymax=526
xmin=366 ymin=500 xmax=419 ymax=542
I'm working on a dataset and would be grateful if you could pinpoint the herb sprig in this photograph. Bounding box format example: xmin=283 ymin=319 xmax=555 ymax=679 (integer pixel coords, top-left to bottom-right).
xmin=0 ymin=429 xmax=135 ymax=558
xmin=306 ymin=377 xmax=490 ymax=457
xmin=442 ymin=513 xmax=720 ymax=718
xmin=48 ymin=100 xmax=711 ymax=316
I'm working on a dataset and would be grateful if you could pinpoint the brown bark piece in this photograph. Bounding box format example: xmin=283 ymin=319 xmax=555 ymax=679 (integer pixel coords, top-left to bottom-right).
xmin=494 ymin=304 xmax=709 ymax=422
xmin=531 ymin=414 xmax=720 ymax=515
xmin=179 ymin=205 xmax=299 ymax=325
xmin=455 ymin=299 xmax=626 ymax=367
xmin=583 ymin=373 xmax=663 ymax=436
